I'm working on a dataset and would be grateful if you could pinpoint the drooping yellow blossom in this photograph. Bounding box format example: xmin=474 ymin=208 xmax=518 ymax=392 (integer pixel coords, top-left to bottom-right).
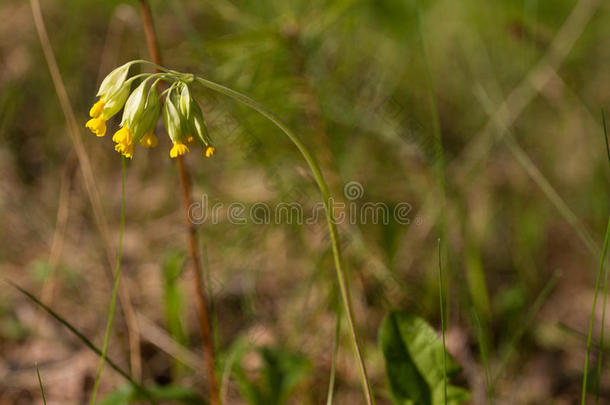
xmin=89 ymin=99 xmax=106 ymax=118
xmin=86 ymin=64 xmax=217 ymax=160
xmin=112 ymin=126 xmax=130 ymax=144
xmin=204 ymin=146 xmax=215 ymax=158
xmin=112 ymin=126 xmax=135 ymax=159
xmin=86 ymin=100 xmax=108 ymax=137
xmin=170 ymin=142 xmax=189 ymax=158
xmin=140 ymin=132 xmax=158 ymax=148
xmin=86 ymin=117 xmax=107 ymax=137
xmin=115 ymin=142 xmax=134 ymax=159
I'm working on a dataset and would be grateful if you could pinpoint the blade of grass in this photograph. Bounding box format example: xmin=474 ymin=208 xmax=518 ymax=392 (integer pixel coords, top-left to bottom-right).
xmin=414 ymin=3 xmax=452 ymax=302
xmin=492 ymin=270 xmax=560 ymax=391
xmin=473 ymin=86 xmax=599 ymax=258
xmin=558 ymin=323 xmax=601 ymax=348
xmin=90 ymin=156 xmax=127 ymax=405
xmin=471 ymin=308 xmax=493 ymax=404
xmin=594 ymin=109 xmax=610 ymax=404
xmin=601 ymin=110 xmax=610 ymax=164
xmin=194 ymin=75 xmax=375 ymax=405
xmin=325 ymin=311 xmax=342 ymax=405
xmin=581 ymin=217 xmax=610 ymax=405
xmin=36 ymin=362 xmax=47 ymax=405
xmin=437 ymin=239 xmax=448 ymax=405
xmin=6 ymin=280 xmax=154 ymax=403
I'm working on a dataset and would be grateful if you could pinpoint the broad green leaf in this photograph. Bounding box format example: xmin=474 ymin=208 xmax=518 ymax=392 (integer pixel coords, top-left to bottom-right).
xmin=232 ymin=345 xmax=311 ymax=405
xmin=379 ymin=311 xmax=470 ymax=405
xmin=380 ymin=312 xmax=431 ymax=405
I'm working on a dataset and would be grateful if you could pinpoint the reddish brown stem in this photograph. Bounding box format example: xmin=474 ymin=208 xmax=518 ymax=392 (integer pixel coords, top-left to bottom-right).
xmin=138 ymin=2 xmax=220 ymax=404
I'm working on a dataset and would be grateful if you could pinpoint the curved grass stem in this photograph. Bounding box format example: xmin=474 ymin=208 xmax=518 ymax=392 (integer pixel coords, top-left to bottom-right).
xmin=194 ymin=76 xmax=375 ymax=405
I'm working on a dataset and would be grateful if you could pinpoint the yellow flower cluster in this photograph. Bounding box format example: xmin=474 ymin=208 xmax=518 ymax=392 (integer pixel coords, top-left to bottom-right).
xmin=85 ymin=62 xmax=215 ymax=160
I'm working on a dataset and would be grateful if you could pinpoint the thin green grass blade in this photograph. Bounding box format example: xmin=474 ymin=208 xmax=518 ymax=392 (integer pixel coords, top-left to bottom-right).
xmin=492 ymin=270 xmax=560 ymax=390
xmin=90 ymin=156 xmax=127 ymax=405
xmin=414 ymin=3 xmax=453 ymax=298
xmin=557 ymin=323 xmax=601 ymax=347
xmin=601 ymin=110 xmax=610 ymax=165
xmin=581 ymin=217 xmax=610 ymax=405
xmin=6 ymin=279 xmax=154 ymax=403
xmin=594 ymin=110 xmax=610 ymax=404
xmin=325 ymin=311 xmax=341 ymax=405
xmin=438 ymin=239 xmax=448 ymax=405
xmin=471 ymin=308 xmax=493 ymax=404
xmin=36 ymin=362 xmax=47 ymax=405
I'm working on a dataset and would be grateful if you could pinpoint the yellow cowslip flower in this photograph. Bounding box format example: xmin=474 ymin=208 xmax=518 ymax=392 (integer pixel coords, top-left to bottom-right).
xmin=178 ymin=85 xmax=216 ymax=158
xmin=204 ymin=146 xmax=215 ymax=158
xmin=86 ymin=82 xmax=130 ymax=137
xmin=115 ymin=142 xmax=134 ymax=158
xmin=89 ymin=99 xmax=105 ymax=118
xmin=115 ymin=142 xmax=134 ymax=159
xmin=86 ymin=117 xmax=107 ymax=137
xmin=140 ymin=132 xmax=158 ymax=148
xmin=112 ymin=126 xmax=135 ymax=159
xmin=170 ymin=142 xmax=189 ymax=158
xmin=112 ymin=126 xmax=130 ymax=143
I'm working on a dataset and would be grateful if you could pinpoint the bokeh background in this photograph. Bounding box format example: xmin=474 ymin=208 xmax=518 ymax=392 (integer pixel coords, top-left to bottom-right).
xmin=1 ymin=0 xmax=610 ymax=403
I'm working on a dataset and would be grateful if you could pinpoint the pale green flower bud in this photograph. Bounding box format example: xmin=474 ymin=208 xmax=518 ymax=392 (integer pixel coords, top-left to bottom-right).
xmin=96 ymin=62 xmax=132 ymax=99
xmin=163 ymin=93 xmax=184 ymax=144
xmin=121 ymin=81 xmax=147 ymax=128
xmin=99 ymin=81 xmax=131 ymax=120
xmin=178 ymin=84 xmax=212 ymax=147
xmin=179 ymin=84 xmax=192 ymax=120
xmin=190 ymin=99 xmax=212 ymax=147
xmin=132 ymin=85 xmax=161 ymax=142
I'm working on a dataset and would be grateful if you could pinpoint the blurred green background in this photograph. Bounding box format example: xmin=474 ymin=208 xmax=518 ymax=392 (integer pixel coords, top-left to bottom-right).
xmin=1 ymin=0 xmax=609 ymax=403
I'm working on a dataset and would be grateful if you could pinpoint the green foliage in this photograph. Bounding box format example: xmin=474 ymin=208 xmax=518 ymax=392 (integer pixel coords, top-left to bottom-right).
xmin=98 ymin=384 xmax=206 ymax=405
xmin=163 ymin=250 xmax=189 ymax=347
xmin=379 ymin=311 xmax=469 ymax=405
xmin=231 ymin=344 xmax=311 ymax=405
xmin=163 ymin=250 xmax=189 ymax=377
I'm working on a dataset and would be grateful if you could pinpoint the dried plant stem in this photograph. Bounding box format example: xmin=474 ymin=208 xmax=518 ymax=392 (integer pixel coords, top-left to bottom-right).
xmin=176 ymin=156 xmax=221 ymax=405
xmin=29 ymin=0 xmax=141 ymax=381
xmin=137 ymin=2 xmax=220 ymax=404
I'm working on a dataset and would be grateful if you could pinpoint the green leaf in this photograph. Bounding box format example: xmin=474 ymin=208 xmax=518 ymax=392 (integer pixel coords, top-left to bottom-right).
xmin=379 ymin=311 xmax=470 ymax=405
xmin=232 ymin=345 xmax=311 ymax=405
